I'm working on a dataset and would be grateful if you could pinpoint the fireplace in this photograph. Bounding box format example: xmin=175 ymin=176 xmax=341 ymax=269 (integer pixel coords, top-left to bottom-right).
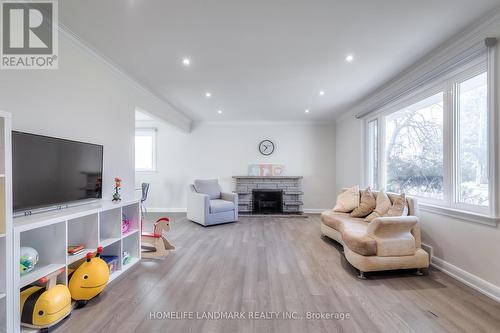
xmin=252 ymin=189 xmax=283 ymax=214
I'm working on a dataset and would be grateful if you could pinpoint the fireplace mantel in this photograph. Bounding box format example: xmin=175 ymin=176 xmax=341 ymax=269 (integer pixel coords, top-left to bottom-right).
xmin=233 ymin=176 xmax=303 ymax=179
xmin=233 ymin=176 xmax=303 ymax=214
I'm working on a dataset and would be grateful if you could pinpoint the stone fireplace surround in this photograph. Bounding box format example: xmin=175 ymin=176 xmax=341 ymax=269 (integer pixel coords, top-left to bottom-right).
xmin=233 ymin=176 xmax=303 ymax=214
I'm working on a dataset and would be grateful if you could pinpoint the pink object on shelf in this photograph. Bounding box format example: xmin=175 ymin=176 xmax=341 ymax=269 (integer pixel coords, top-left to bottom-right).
xmin=122 ymin=217 xmax=130 ymax=234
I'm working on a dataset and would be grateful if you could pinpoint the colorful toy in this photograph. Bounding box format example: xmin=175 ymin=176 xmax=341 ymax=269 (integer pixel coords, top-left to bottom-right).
xmin=68 ymin=247 xmax=110 ymax=308
xmin=122 ymin=214 xmax=130 ymax=234
xmin=20 ymin=246 xmax=39 ymax=275
xmin=20 ymin=269 xmax=72 ymax=330
xmin=100 ymin=255 xmax=119 ymax=273
xmin=122 ymin=251 xmax=131 ymax=265
xmin=141 ymin=217 xmax=175 ymax=259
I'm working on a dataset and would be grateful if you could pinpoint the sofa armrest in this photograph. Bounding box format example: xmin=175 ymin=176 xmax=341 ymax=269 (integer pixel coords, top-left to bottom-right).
xmin=187 ymin=187 xmax=210 ymax=222
xmin=366 ymin=216 xmax=419 ymax=257
xmin=221 ymin=192 xmax=237 ymax=204
xmin=221 ymin=192 xmax=238 ymax=217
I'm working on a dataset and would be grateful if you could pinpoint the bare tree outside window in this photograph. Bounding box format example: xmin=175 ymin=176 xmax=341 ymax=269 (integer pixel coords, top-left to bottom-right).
xmin=385 ymin=93 xmax=444 ymax=199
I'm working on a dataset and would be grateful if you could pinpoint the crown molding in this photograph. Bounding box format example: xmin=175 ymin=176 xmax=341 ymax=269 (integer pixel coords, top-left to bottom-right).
xmin=58 ymin=23 xmax=192 ymax=131
xmin=193 ymin=119 xmax=336 ymax=127
xmin=339 ymin=5 xmax=500 ymax=121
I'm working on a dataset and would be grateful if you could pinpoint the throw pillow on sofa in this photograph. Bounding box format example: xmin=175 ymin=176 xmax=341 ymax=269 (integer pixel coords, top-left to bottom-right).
xmin=364 ymin=191 xmax=391 ymax=222
xmin=385 ymin=193 xmax=408 ymax=216
xmin=351 ymin=187 xmax=376 ymax=217
xmin=333 ymin=185 xmax=360 ymax=213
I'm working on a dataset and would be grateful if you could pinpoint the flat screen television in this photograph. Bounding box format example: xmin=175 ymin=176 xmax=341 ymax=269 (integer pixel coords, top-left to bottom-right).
xmin=12 ymin=131 xmax=103 ymax=214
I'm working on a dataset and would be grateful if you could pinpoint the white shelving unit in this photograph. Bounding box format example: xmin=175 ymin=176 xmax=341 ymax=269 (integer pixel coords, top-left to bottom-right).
xmin=13 ymin=199 xmax=141 ymax=333
xmin=0 ymin=112 xmax=13 ymax=333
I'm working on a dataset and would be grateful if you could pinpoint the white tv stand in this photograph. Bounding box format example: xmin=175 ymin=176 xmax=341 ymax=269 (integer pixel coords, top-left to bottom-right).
xmin=12 ymin=198 xmax=141 ymax=333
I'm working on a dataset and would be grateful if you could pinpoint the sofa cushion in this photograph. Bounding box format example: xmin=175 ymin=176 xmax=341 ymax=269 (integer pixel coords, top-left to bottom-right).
xmin=209 ymin=199 xmax=235 ymax=214
xmin=351 ymin=187 xmax=376 ymax=218
xmin=194 ymin=179 xmax=221 ymax=199
xmin=321 ymin=211 xmax=377 ymax=256
xmin=321 ymin=211 xmax=352 ymax=231
xmin=364 ymin=191 xmax=392 ymax=222
xmin=386 ymin=193 xmax=409 ymax=217
xmin=333 ymin=185 xmax=360 ymax=212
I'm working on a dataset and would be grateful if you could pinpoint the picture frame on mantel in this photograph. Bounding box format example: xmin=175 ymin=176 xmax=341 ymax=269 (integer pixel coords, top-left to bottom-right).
xmin=248 ymin=164 xmax=285 ymax=176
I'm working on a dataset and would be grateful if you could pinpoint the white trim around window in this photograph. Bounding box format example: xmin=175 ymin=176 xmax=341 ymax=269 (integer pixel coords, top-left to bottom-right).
xmin=363 ymin=55 xmax=498 ymax=225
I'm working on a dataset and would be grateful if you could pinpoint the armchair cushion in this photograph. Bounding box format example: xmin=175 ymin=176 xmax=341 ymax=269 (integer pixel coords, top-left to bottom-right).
xmin=194 ymin=179 xmax=222 ymax=199
xmin=209 ymin=199 xmax=235 ymax=214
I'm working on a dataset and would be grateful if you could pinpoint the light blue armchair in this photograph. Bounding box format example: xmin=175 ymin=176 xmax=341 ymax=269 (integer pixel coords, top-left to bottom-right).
xmin=187 ymin=179 xmax=238 ymax=226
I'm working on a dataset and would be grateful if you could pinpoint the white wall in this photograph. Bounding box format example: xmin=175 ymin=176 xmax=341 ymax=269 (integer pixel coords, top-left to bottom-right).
xmin=335 ymin=11 xmax=500 ymax=298
xmin=136 ymin=121 xmax=336 ymax=212
xmin=0 ymin=30 xmax=190 ymax=201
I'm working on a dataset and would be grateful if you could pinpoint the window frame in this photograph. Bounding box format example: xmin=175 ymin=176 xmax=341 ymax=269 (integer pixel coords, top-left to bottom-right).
xmin=364 ymin=58 xmax=496 ymax=220
xmin=135 ymin=128 xmax=157 ymax=173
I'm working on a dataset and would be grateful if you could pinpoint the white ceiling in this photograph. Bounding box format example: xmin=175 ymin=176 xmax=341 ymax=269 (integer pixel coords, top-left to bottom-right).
xmin=60 ymin=0 xmax=500 ymax=121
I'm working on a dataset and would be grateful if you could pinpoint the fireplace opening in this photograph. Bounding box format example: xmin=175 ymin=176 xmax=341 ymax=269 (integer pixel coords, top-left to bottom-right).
xmin=252 ymin=189 xmax=283 ymax=214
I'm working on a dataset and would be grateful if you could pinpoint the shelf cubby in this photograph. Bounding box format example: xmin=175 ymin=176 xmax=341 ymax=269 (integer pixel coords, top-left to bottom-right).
xmin=67 ymin=214 xmax=98 ymax=265
xmin=101 ymin=240 xmax=122 ymax=282
xmin=123 ymin=231 xmax=140 ymax=268
xmin=0 ymin=296 xmax=6 ymax=333
xmin=0 ymin=179 xmax=5 ymax=235
xmin=99 ymin=208 xmax=121 ymax=243
xmin=122 ymin=203 xmax=140 ymax=235
xmin=19 ymin=221 xmax=66 ymax=288
xmin=0 ymin=237 xmax=5 ymax=294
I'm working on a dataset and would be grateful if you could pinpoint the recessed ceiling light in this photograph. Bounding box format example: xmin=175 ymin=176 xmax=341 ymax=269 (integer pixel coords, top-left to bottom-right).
xmin=182 ymin=57 xmax=191 ymax=66
xmin=205 ymin=92 xmax=212 ymax=98
xmin=319 ymin=90 xmax=325 ymax=96
xmin=305 ymin=109 xmax=310 ymax=113
xmin=217 ymin=109 xmax=223 ymax=114
xmin=345 ymin=54 xmax=354 ymax=63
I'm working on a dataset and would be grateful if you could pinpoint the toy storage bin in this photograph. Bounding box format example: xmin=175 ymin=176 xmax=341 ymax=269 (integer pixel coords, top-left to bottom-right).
xmin=101 ymin=240 xmax=121 ymax=280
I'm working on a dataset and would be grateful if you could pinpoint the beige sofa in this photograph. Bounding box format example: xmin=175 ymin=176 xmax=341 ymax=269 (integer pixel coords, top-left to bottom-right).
xmin=321 ymin=191 xmax=429 ymax=278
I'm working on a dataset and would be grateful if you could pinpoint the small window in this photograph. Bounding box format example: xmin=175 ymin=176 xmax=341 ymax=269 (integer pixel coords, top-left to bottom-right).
xmin=135 ymin=128 xmax=156 ymax=172
xmin=367 ymin=119 xmax=378 ymax=189
xmin=456 ymin=72 xmax=488 ymax=206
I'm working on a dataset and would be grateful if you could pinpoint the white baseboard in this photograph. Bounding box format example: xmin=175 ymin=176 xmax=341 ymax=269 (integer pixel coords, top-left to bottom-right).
xmin=148 ymin=208 xmax=327 ymax=214
xmin=431 ymin=256 xmax=500 ymax=303
xmin=303 ymin=209 xmax=328 ymax=214
xmin=148 ymin=207 xmax=187 ymax=213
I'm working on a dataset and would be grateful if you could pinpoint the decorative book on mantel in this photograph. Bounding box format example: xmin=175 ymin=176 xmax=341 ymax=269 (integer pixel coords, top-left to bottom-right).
xmin=248 ymin=164 xmax=285 ymax=176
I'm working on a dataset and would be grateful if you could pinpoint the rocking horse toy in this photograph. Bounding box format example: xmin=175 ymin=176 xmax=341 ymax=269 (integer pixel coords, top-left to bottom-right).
xmin=141 ymin=217 xmax=175 ymax=258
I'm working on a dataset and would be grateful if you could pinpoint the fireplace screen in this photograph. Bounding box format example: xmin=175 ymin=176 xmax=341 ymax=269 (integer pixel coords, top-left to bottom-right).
xmin=252 ymin=190 xmax=283 ymax=214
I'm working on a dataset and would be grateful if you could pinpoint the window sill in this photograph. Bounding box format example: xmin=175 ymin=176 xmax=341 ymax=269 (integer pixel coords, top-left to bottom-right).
xmin=419 ymin=203 xmax=499 ymax=227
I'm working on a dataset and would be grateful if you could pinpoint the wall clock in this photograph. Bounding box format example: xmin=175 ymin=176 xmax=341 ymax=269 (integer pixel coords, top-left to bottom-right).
xmin=258 ymin=140 xmax=275 ymax=156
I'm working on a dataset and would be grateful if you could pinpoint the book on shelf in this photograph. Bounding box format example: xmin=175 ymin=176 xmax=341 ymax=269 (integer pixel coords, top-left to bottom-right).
xmin=68 ymin=245 xmax=85 ymax=255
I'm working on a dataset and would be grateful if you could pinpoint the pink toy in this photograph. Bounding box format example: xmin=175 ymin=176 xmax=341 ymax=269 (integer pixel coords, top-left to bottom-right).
xmin=122 ymin=216 xmax=130 ymax=234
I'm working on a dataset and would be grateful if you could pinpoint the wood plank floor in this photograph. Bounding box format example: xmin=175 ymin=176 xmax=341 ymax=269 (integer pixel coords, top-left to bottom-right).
xmin=54 ymin=214 xmax=500 ymax=333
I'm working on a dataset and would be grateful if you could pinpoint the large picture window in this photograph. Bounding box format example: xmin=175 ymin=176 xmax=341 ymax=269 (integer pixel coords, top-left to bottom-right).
xmin=385 ymin=93 xmax=444 ymax=199
xmin=365 ymin=62 xmax=493 ymax=217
